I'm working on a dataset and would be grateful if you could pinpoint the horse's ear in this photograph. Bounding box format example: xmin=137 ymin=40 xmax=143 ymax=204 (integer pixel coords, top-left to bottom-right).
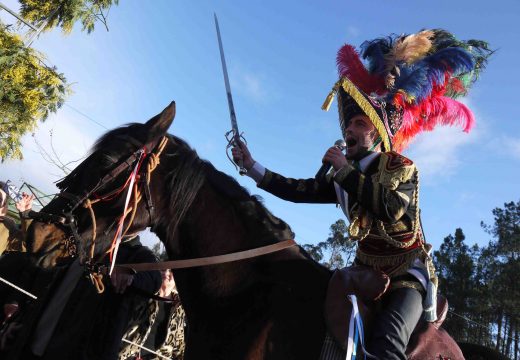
xmin=145 ymin=101 xmax=176 ymax=142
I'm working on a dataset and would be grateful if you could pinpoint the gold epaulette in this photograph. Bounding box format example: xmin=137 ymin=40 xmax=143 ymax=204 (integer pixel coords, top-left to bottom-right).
xmin=374 ymin=151 xmax=416 ymax=190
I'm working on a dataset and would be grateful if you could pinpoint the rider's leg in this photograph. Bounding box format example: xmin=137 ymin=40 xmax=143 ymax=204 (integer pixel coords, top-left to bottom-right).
xmin=368 ymin=286 xmax=423 ymax=360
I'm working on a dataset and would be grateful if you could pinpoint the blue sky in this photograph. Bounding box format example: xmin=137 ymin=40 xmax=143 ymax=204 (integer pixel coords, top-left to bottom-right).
xmin=1 ymin=0 xmax=519 ymax=250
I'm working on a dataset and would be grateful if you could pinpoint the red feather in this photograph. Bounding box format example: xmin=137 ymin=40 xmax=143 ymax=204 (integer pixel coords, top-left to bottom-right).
xmin=336 ymin=44 xmax=385 ymax=94
xmin=393 ymin=95 xmax=474 ymax=152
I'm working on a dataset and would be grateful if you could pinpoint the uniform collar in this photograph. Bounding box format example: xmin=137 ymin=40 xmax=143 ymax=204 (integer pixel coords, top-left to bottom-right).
xmin=358 ymin=151 xmax=380 ymax=172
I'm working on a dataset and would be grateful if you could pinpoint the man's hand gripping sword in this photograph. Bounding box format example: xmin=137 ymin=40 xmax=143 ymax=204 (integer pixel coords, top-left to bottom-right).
xmin=214 ymin=13 xmax=247 ymax=175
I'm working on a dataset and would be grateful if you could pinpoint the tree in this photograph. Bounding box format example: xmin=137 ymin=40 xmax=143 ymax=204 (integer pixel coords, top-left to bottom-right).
xmin=33 ymin=129 xmax=84 ymax=176
xmin=303 ymin=219 xmax=356 ymax=269
xmin=0 ymin=24 xmax=68 ymax=161
xmin=470 ymin=244 xmax=496 ymax=347
xmin=19 ymin=0 xmax=120 ymax=34
xmin=433 ymin=228 xmax=476 ymax=341
xmin=434 ymin=201 xmax=520 ymax=358
xmin=481 ymin=200 xmax=520 ymax=358
xmin=1 ymin=0 xmax=120 ymax=161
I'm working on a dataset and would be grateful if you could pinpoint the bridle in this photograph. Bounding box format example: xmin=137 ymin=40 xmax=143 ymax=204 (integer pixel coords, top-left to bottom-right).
xmin=42 ymin=136 xmax=169 ymax=292
xmin=32 ymin=134 xmax=298 ymax=296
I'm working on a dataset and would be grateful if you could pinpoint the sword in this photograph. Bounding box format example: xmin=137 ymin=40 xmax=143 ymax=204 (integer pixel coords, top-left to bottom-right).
xmin=214 ymin=13 xmax=247 ymax=175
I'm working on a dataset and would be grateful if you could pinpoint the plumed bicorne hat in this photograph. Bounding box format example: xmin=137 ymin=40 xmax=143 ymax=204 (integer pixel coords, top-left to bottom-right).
xmin=322 ymin=29 xmax=492 ymax=152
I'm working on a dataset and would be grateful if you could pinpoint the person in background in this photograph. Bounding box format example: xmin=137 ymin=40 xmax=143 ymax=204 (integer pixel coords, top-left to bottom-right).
xmin=0 ymin=182 xmax=35 ymax=254
xmin=2 ymin=233 xmax=162 ymax=360
xmin=120 ymin=269 xmax=186 ymax=360
xmin=0 ymin=185 xmax=35 ymax=331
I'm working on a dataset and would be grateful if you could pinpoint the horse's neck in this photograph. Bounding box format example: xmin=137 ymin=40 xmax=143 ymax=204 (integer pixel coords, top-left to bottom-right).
xmin=163 ymin=184 xmax=331 ymax=358
xmin=169 ymin=182 xmax=331 ymax=303
xmin=175 ymin=185 xmax=255 ymax=294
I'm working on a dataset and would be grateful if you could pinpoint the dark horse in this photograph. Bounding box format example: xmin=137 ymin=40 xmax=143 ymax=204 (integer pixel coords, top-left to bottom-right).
xmin=22 ymin=102 xmax=469 ymax=359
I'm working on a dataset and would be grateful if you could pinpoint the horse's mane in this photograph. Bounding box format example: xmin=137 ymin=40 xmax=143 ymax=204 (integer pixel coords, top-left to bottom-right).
xmin=160 ymin=134 xmax=295 ymax=244
xmin=55 ymin=122 xmax=295 ymax=245
xmin=56 ymin=123 xmax=146 ymax=191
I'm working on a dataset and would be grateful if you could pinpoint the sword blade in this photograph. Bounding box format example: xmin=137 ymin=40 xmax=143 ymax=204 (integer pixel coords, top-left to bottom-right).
xmin=214 ymin=13 xmax=239 ymax=135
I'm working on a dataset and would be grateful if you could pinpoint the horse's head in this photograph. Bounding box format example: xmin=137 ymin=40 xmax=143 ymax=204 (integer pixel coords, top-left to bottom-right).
xmin=31 ymin=102 xmax=176 ymax=266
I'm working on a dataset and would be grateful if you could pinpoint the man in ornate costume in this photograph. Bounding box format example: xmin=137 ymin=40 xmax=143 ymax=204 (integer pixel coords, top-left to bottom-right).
xmin=233 ymin=29 xmax=491 ymax=359
xmin=119 ymin=269 xmax=186 ymax=360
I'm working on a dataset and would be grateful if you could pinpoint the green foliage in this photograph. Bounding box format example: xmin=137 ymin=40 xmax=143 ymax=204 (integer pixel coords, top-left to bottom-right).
xmin=0 ymin=24 xmax=68 ymax=161
xmin=482 ymin=200 xmax=520 ymax=260
xmin=434 ymin=228 xmax=478 ymax=341
xmin=303 ymin=219 xmax=356 ymax=269
xmin=434 ymin=200 xmax=520 ymax=357
xmin=19 ymin=0 xmax=119 ymax=34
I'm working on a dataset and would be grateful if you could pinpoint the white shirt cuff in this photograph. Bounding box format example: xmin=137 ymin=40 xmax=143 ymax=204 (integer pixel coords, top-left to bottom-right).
xmin=246 ymin=161 xmax=266 ymax=184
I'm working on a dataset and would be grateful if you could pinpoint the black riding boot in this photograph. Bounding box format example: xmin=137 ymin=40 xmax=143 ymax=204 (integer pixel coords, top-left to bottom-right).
xmin=368 ymin=287 xmax=423 ymax=360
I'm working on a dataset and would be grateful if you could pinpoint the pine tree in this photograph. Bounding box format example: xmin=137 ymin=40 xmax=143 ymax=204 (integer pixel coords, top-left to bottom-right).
xmin=482 ymin=200 xmax=520 ymax=357
xmin=434 ymin=228 xmax=476 ymax=341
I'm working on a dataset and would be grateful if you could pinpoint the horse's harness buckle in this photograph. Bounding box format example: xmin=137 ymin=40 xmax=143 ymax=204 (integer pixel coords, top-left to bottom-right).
xmin=85 ymin=261 xmax=107 ymax=276
xmin=64 ymin=236 xmax=78 ymax=258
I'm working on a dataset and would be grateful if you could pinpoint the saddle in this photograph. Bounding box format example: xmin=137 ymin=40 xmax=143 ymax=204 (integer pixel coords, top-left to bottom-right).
xmin=324 ymin=266 xmax=464 ymax=359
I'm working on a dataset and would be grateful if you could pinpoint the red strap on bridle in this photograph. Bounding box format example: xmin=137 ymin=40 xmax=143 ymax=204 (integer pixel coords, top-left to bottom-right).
xmin=108 ymin=148 xmax=148 ymax=274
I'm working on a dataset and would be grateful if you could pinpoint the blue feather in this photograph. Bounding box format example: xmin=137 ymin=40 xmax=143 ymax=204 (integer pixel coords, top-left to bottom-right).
xmin=391 ymin=64 xmax=434 ymax=104
xmin=424 ymin=48 xmax=474 ymax=75
xmin=390 ymin=48 xmax=474 ymax=104
xmin=360 ymin=36 xmax=395 ymax=75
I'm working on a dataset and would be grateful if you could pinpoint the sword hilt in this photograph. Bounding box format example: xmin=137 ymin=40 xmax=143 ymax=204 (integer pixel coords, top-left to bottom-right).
xmin=225 ymin=130 xmax=247 ymax=175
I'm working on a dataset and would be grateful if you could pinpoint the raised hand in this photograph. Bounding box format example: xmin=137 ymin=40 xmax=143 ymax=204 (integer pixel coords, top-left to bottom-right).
xmin=15 ymin=193 xmax=35 ymax=213
xmin=231 ymin=140 xmax=255 ymax=171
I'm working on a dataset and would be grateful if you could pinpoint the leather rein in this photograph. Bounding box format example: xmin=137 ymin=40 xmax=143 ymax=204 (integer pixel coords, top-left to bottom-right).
xmin=116 ymin=239 xmax=297 ymax=273
xmin=34 ymin=135 xmax=298 ymax=291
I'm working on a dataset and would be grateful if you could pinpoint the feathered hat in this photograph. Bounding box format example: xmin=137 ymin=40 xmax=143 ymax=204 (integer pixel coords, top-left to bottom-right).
xmin=322 ymin=29 xmax=492 ymax=152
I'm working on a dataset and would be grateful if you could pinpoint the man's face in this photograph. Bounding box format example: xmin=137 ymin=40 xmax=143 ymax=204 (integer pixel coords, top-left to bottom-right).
xmin=160 ymin=269 xmax=176 ymax=292
xmin=343 ymin=114 xmax=380 ymax=160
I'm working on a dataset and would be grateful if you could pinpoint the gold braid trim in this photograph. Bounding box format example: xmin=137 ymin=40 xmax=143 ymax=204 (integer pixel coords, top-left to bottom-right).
xmin=339 ymin=78 xmax=391 ymax=152
xmin=356 ymin=246 xmax=423 ymax=269
xmin=348 ymin=163 xmax=438 ymax=283
xmin=348 ymin=168 xmax=420 ymax=249
xmin=348 ymin=208 xmax=373 ymax=241
xmin=375 ymin=153 xmax=416 ymax=190
xmin=390 ymin=280 xmax=424 ymax=293
xmin=375 ymin=166 xmax=420 ymax=249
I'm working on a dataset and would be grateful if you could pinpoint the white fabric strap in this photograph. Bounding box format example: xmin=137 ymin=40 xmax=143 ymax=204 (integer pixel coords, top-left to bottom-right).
xmin=109 ymin=150 xmax=144 ymax=275
xmin=346 ymin=294 xmax=371 ymax=360
xmin=345 ymin=296 xmax=357 ymax=360
xmin=407 ymin=258 xmax=428 ymax=290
